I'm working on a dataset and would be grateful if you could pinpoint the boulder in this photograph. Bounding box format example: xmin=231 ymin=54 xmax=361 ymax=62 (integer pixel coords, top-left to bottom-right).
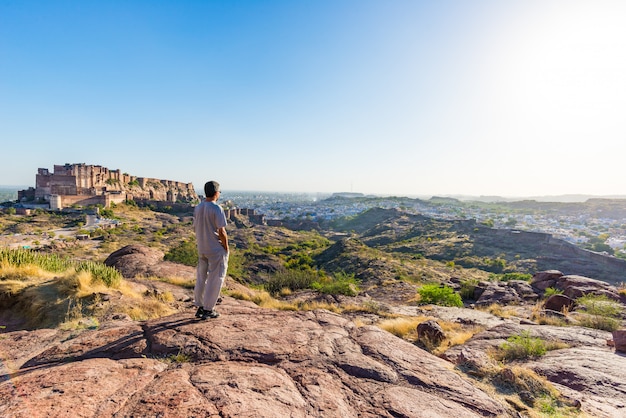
xmin=613 ymin=330 xmax=626 ymax=353
xmin=531 ymin=270 xmax=564 ymax=291
xmin=557 ymin=275 xmax=621 ymax=301
xmin=417 ymin=319 xmax=445 ymax=344
xmin=104 ymin=244 xmax=165 ymax=278
xmin=472 ymin=281 xmax=490 ymax=300
xmin=544 ymin=294 xmax=576 ymax=312
xmin=507 ymin=280 xmax=540 ymax=302
xmin=104 ymin=244 xmax=194 ymax=279
xmin=475 ymin=283 xmax=522 ymax=306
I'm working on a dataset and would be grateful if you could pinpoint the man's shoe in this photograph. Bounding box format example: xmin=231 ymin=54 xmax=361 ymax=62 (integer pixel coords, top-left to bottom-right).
xmin=201 ymin=309 xmax=220 ymax=319
xmin=216 ymin=297 xmax=222 ymax=305
xmin=195 ymin=307 xmax=205 ymax=318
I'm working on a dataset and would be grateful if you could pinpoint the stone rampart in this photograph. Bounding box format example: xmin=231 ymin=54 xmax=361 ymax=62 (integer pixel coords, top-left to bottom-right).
xmin=21 ymin=163 xmax=198 ymax=209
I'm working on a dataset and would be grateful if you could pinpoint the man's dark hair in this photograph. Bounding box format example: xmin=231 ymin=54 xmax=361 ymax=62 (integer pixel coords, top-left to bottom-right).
xmin=204 ymin=181 xmax=220 ymax=197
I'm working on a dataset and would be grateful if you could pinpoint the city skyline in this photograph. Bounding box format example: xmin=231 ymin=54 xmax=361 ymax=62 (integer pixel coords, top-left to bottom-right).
xmin=1 ymin=1 xmax=625 ymax=198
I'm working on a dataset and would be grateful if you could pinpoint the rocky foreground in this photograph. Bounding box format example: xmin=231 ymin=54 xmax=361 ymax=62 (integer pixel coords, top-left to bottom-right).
xmin=2 ymin=297 xmax=514 ymax=417
xmin=2 ymin=293 xmax=626 ymax=418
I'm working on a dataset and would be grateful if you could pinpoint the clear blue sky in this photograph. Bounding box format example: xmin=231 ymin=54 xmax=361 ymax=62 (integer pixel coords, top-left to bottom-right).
xmin=1 ymin=0 xmax=625 ymax=197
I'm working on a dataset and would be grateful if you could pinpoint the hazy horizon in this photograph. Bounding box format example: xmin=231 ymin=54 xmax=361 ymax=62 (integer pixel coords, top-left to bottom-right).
xmin=3 ymin=182 xmax=625 ymax=204
xmin=1 ymin=1 xmax=624 ymax=197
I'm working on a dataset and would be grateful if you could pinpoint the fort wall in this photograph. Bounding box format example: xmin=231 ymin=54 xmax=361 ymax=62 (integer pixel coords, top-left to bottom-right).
xmin=21 ymin=163 xmax=198 ymax=209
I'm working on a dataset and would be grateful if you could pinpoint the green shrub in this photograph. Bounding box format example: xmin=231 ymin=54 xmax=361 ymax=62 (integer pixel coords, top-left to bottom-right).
xmin=75 ymin=261 xmax=122 ymax=288
xmin=265 ymin=269 xmax=318 ymax=295
xmin=284 ymin=253 xmax=314 ymax=270
xmin=0 ymin=248 xmax=72 ymax=273
xmin=0 ymin=248 xmax=121 ymax=288
xmin=459 ymin=279 xmax=479 ymax=300
xmin=497 ymin=331 xmax=569 ymax=362
xmin=312 ymin=272 xmax=360 ymax=296
xmin=164 ymin=239 xmax=198 ymax=267
xmin=499 ymin=331 xmax=547 ymax=360
xmin=543 ymin=287 xmax=563 ymax=297
xmin=100 ymin=208 xmax=116 ymax=219
xmin=418 ymin=283 xmax=463 ymax=307
xmin=576 ymin=294 xmax=623 ymax=331
xmin=489 ymin=272 xmax=532 ymax=282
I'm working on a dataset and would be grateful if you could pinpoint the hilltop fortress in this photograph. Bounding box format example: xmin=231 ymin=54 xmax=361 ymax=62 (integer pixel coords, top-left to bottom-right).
xmin=18 ymin=163 xmax=198 ymax=210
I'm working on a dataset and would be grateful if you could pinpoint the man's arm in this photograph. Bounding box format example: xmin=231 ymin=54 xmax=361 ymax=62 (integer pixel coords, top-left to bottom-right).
xmin=217 ymin=227 xmax=229 ymax=253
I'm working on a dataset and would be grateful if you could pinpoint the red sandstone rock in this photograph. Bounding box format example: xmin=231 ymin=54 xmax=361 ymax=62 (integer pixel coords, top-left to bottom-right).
xmin=0 ymin=298 xmax=513 ymax=418
xmin=104 ymin=244 xmax=195 ymax=280
xmin=530 ymin=270 xmax=563 ymax=290
xmin=557 ymin=275 xmax=621 ymax=300
xmin=544 ymin=294 xmax=576 ymax=312
xmin=445 ymin=322 xmax=626 ymax=418
xmin=613 ymin=329 xmax=626 ymax=353
xmin=417 ymin=319 xmax=445 ymax=344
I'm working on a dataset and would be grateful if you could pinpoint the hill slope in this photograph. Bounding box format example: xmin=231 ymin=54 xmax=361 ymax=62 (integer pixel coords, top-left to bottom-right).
xmin=330 ymin=208 xmax=626 ymax=285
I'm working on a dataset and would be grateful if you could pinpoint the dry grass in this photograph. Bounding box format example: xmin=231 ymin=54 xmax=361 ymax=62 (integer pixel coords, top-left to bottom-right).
xmin=447 ymin=327 xmax=484 ymax=348
xmin=1 ymin=263 xmax=178 ymax=328
xmin=506 ymin=366 xmax=560 ymax=398
xmin=122 ymin=299 xmax=176 ymax=320
xmin=342 ymin=301 xmax=390 ymax=316
xmin=227 ymin=288 xmax=298 ymax=310
xmin=456 ymin=361 xmax=583 ymax=417
xmin=0 ymin=263 xmax=52 ymax=281
xmin=375 ymin=315 xmax=485 ymax=356
xmin=296 ymin=301 xmax=342 ymax=313
xmin=227 ymin=288 xmax=365 ymax=314
xmin=377 ymin=315 xmax=431 ymax=338
xmin=352 ymin=318 xmax=367 ymax=327
xmin=530 ymin=302 xmax=570 ymax=326
xmin=479 ymin=303 xmax=519 ymax=318
xmin=155 ymin=275 xmax=194 ymax=289
xmin=278 ymin=287 xmax=293 ymax=296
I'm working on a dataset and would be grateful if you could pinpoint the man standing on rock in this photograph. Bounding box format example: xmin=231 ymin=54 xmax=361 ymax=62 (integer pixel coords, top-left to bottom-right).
xmin=193 ymin=180 xmax=229 ymax=319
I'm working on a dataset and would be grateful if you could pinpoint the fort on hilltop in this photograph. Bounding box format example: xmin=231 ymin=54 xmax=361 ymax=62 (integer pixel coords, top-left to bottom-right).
xmin=18 ymin=163 xmax=198 ymax=209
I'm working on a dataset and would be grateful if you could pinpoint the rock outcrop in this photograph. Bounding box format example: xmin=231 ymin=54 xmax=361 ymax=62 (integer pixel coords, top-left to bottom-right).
xmin=104 ymin=244 xmax=195 ymax=279
xmin=531 ymin=271 xmax=623 ymax=301
xmin=0 ymin=298 xmax=515 ymax=417
xmin=444 ymin=322 xmax=626 ymax=418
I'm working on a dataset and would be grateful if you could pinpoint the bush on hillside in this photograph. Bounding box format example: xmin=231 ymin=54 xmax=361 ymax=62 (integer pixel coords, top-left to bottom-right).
xmin=164 ymin=239 xmax=198 ymax=267
xmin=0 ymin=248 xmax=121 ymax=287
xmin=265 ymin=269 xmax=318 ymax=295
xmin=312 ymin=272 xmax=360 ymax=296
xmin=489 ymin=272 xmax=532 ymax=282
xmin=499 ymin=331 xmax=547 ymax=360
xmin=418 ymin=283 xmax=463 ymax=307
xmin=575 ymin=294 xmax=623 ymax=331
xmin=459 ymin=278 xmax=479 ymax=300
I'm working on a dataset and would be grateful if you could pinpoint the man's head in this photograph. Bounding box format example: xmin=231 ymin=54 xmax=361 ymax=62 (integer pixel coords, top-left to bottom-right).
xmin=204 ymin=181 xmax=220 ymax=198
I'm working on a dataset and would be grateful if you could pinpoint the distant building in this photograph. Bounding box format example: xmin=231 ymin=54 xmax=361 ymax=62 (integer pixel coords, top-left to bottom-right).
xmin=18 ymin=163 xmax=198 ymax=209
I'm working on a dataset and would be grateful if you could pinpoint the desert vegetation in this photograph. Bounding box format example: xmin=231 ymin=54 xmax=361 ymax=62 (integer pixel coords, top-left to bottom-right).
xmin=0 ymin=247 xmax=174 ymax=328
